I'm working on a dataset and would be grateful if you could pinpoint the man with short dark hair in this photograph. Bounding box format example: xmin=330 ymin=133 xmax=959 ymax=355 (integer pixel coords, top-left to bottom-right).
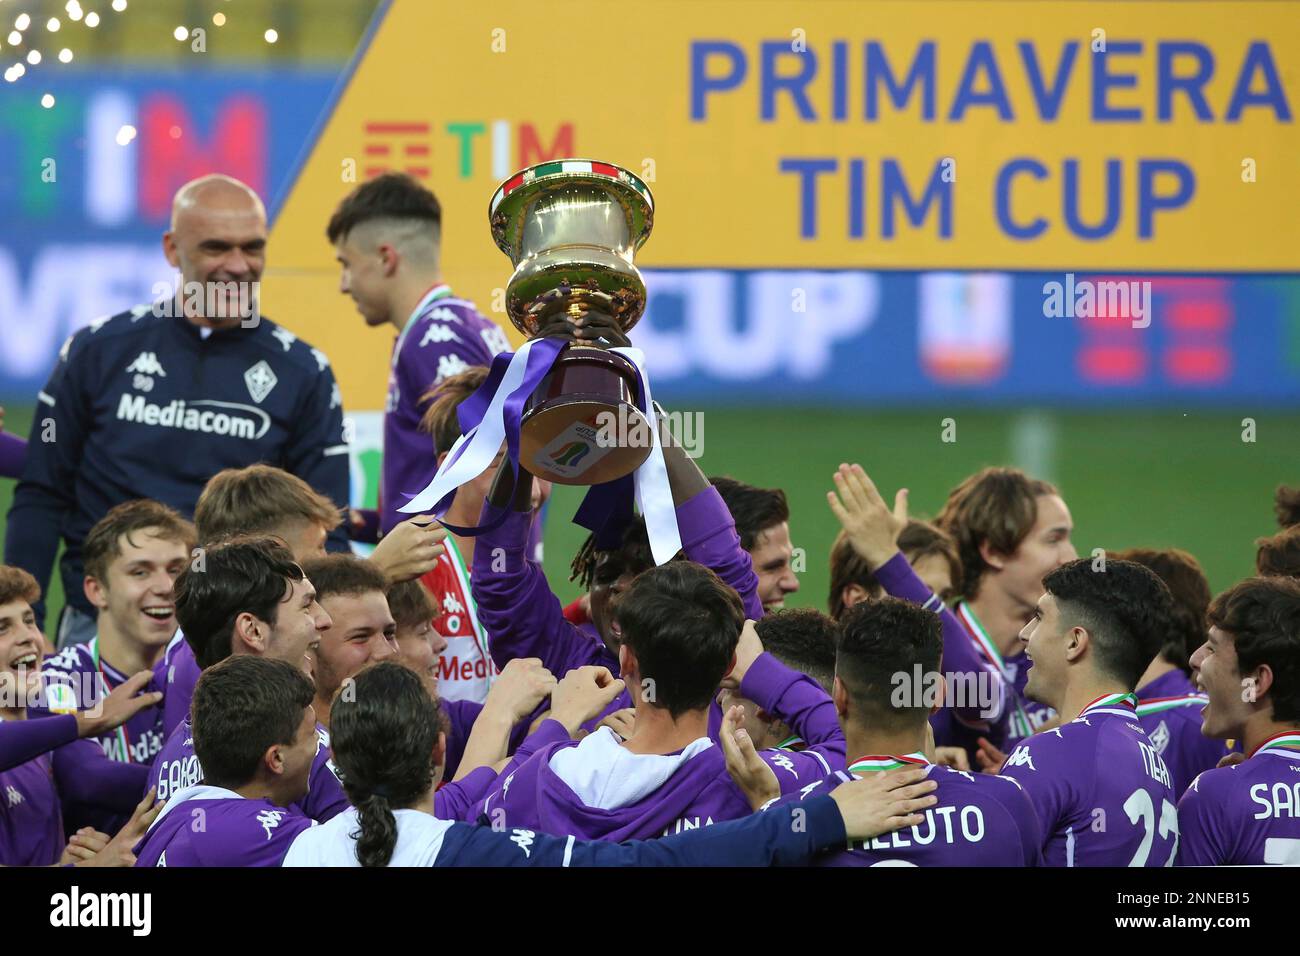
xmin=133 ymin=656 xmax=320 ymax=866
xmin=1109 ymin=547 xmax=1228 ymax=795
xmin=727 ymin=597 xmax=1042 ymax=866
xmin=475 ymin=563 xmax=841 ymax=839
xmin=718 ymin=608 xmax=838 ymax=755
xmin=998 ymin=558 xmax=1179 ymax=866
xmin=327 ymin=173 xmax=510 ymax=537
xmin=710 ymin=476 xmax=799 ymax=612
xmin=145 ymin=537 xmax=346 ymax=822
xmin=1178 ymin=576 xmax=1300 ymax=865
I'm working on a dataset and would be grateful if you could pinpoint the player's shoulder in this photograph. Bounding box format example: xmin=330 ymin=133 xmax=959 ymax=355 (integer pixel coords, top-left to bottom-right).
xmin=1137 ymin=694 xmax=1208 ymax=724
xmin=1180 ymin=759 xmax=1248 ymax=811
xmin=244 ymin=318 xmax=335 ymax=378
xmin=60 ymin=305 xmax=164 ymax=363
xmin=41 ymin=643 xmax=91 ymax=675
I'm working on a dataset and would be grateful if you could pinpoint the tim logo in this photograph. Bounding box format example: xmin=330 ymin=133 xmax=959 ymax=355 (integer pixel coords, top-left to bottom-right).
xmin=50 ymin=886 xmax=151 ymax=936
xmin=550 ymin=441 xmax=590 ymax=467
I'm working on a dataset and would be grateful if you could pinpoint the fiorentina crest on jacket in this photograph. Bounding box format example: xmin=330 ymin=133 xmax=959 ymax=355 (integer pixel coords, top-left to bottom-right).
xmin=244 ymin=360 xmax=278 ymax=403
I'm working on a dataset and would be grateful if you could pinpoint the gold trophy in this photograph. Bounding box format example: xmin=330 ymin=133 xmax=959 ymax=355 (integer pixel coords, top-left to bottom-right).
xmin=488 ymin=159 xmax=654 ymax=485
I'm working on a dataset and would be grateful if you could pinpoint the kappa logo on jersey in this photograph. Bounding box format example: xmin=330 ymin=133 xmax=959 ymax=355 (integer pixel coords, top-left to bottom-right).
xmin=244 ymin=360 xmax=278 ymax=403
xmin=5 ymin=785 xmax=22 ymax=807
xmin=126 ymin=352 xmax=167 ymax=377
xmin=1003 ymin=745 xmax=1037 ymax=771
xmin=481 ymin=325 xmax=511 ymax=355
xmin=420 ymin=324 xmax=463 ymax=347
xmin=428 ymin=306 xmax=462 ymax=324
xmin=435 ymin=354 xmax=470 ymax=383
xmin=509 ymin=828 xmax=536 ymax=857
xmin=769 ymin=752 xmax=798 ymax=778
xmin=310 ymin=348 xmax=330 ymax=372
xmin=257 ymin=809 xmax=285 ymax=840
xmin=271 ymin=326 xmax=298 ymax=352
xmin=1148 ymin=720 xmax=1171 ymax=753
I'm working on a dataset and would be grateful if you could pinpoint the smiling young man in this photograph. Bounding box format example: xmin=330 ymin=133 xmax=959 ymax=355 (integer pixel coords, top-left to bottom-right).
xmin=711 ymin=477 xmax=799 ymax=613
xmin=934 ymin=467 xmax=1078 ymax=757
xmin=146 ymin=537 xmax=346 ymax=823
xmin=1177 ymin=577 xmax=1300 ymax=865
xmin=40 ymin=501 xmax=193 ymax=766
xmin=998 ymin=558 xmax=1178 ymax=866
xmin=299 ymin=555 xmax=399 ymax=732
xmin=0 ymin=566 xmax=160 ymax=865
xmin=156 ymin=463 xmax=445 ymax=736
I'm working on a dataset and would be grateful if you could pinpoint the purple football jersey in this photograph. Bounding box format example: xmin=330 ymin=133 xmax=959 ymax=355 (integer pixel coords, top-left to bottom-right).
xmin=476 ymin=719 xmax=829 ymax=841
xmin=1136 ymin=669 xmax=1227 ymax=799
xmin=0 ymin=729 xmax=63 ymax=866
xmin=40 ymin=639 xmax=166 ymax=765
xmin=154 ymin=632 xmax=201 ymax=738
xmin=147 ymin=717 xmax=348 ymax=822
xmin=381 ymin=286 xmax=509 ymax=534
xmin=1000 ymin=694 xmax=1178 ymax=866
xmin=777 ymin=756 xmax=1042 ymax=866
xmin=133 ymin=785 xmax=315 ymax=866
xmin=1177 ymin=732 xmax=1300 ymax=866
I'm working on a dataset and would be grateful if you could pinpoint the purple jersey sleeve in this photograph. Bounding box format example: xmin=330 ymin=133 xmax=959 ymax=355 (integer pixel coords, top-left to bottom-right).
xmin=1175 ymin=770 xmax=1229 ymax=866
xmin=52 ymin=738 xmax=150 ymax=812
xmin=300 ymin=727 xmax=349 ymax=823
xmin=434 ymin=765 xmax=500 ymax=821
xmin=677 ymin=487 xmax=763 ymax=620
xmin=740 ymin=652 xmax=844 ymax=777
xmin=0 ymin=714 xmax=77 ymax=772
xmin=997 ymin=733 xmax=1074 ymax=852
xmin=0 ymin=430 xmax=26 ymax=479
xmin=874 ymin=553 xmax=1006 ymax=726
xmin=472 ymin=504 xmax=614 ymax=677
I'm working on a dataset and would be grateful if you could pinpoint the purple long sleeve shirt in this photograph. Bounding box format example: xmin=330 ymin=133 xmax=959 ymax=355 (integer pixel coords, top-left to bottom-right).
xmin=133 ymin=786 xmax=316 ymax=867
xmin=0 ymin=713 xmax=77 ymax=772
xmin=873 ymin=554 xmax=1008 ymax=735
xmin=471 ymin=485 xmax=761 ymax=729
xmin=739 ymin=652 xmax=845 ymax=776
xmin=147 ymin=717 xmax=349 ymax=822
xmin=0 ymin=431 xmax=26 ymax=480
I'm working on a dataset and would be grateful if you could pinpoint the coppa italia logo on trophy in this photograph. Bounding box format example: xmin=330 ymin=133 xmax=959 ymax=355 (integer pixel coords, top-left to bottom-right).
xmin=357 ymin=119 xmax=577 ymax=181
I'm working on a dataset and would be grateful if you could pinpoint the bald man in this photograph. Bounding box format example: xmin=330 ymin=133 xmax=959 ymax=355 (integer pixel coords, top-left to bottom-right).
xmin=6 ymin=175 xmax=351 ymax=648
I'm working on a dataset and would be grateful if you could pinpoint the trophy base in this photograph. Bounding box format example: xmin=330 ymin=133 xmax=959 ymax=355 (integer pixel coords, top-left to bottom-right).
xmin=520 ymin=345 xmax=652 ymax=486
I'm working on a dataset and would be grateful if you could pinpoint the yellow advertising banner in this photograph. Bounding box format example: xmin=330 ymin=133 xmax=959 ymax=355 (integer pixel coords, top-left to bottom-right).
xmin=267 ymin=0 xmax=1299 ymax=409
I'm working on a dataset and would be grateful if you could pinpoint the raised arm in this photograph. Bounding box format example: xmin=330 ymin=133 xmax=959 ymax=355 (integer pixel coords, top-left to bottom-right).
xmin=828 ymin=463 xmax=1006 ymax=726
xmin=474 ymin=462 xmax=609 ymax=676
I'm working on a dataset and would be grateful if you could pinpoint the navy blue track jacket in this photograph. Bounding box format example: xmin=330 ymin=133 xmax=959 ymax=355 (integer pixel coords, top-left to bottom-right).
xmin=5 ymin=306 xmax=351 ymax=624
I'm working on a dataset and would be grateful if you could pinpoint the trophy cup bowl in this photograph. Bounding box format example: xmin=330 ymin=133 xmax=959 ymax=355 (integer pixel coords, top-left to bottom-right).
xmin=489 ymin=160 xmax=656 ymax=486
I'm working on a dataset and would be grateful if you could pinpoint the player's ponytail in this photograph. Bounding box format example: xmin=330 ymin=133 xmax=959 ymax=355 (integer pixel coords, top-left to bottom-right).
xmin=329 ymin=661 xmax=442 ymax=867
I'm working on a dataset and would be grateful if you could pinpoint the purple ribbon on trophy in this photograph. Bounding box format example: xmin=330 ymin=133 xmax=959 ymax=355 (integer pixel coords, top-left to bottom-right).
xmin=396 ymin=160 xmax=682 ymax=565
